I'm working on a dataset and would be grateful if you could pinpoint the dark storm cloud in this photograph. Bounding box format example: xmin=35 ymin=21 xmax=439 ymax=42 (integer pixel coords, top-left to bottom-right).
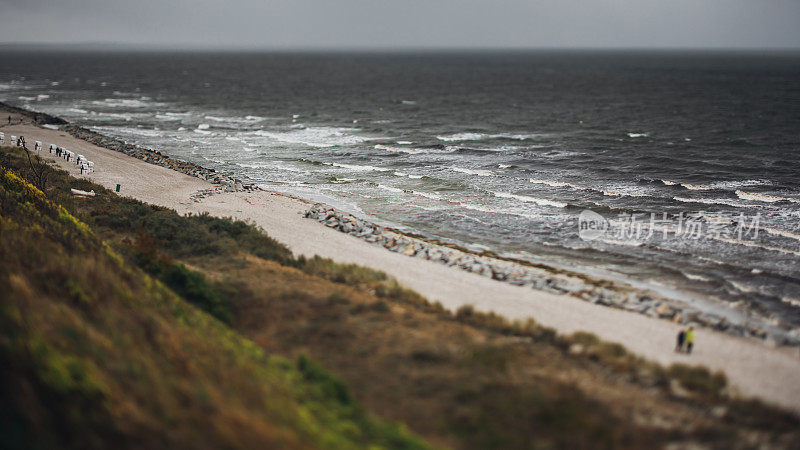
xmin=1 ymin=0 xmax=799 ymax=49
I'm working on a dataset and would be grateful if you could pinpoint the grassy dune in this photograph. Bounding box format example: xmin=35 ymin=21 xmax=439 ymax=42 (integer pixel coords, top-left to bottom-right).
xmin=0 ymin=150 xmax=426 ymax=449
xmin=1 ymin=145 xmax=799 ymax=449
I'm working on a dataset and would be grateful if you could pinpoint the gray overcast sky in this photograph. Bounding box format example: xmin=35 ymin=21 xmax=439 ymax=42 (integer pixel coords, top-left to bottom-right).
xmin=1 ymin=0 xmax=799 ymax=49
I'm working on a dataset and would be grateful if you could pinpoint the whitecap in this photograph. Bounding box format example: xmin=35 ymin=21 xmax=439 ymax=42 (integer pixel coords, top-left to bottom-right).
xmin=673 ymin=196 xmax=745 ymax=207
xmin=735 ymin=190 xmax=800 ymax=204
xmin=682 ymin=273 xmax=711 ymax=282
xmin=493 ymin=192 xmax=567 ymax=208
xmin=329 ymin=162 xmax=391 ymax=172
xmin=627 ymin=132 xmax=649 ymax=138
xmin=437 ymin=132 xmax=545 ymax=142
xmin=254 ymin=126 xmax=379 ymax=148
xmin=760 ymin=226 xmax=800 ymax=242
xmin=458 ymin=203 xmax=541 ymax=220
xmin=393 ymin=171 xmax=423 ymax=179
xmin=197 ymin=123 xmax=210 ymax=130
xmin=498 ymin=164 xmax=511 ymax=169
xmin=452 ymin=167 xmax=493 ymax=177
xmin=374 ymin=144 xmax=425 ymax=154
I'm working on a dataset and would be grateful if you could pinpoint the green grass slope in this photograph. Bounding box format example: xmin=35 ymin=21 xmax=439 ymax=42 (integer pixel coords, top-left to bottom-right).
xmin=0 ymin=162 xmax=427 ymax=449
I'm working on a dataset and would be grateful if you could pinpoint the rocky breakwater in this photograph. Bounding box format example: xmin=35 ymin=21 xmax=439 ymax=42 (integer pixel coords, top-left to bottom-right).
xmin=305 ymin=204 xmax=799 ymax=346
xmin=61 ymin=123 xmax=257 ymax=198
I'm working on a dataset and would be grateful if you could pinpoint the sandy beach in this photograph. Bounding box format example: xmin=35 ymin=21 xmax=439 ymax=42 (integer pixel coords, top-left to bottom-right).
xmin=4 ymin=116 xmax=800 ymax=412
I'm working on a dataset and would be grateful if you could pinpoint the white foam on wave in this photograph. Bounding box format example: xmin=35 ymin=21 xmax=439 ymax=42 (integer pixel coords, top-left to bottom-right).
xmin=413 ymin=191 xmax=442 ymax=200
xmin=682 ymin=183 xmax=713 ymax=191
xmin=329 ymin=162 xmax=391 ymax=172
xmin=376 ymin=184 xmax=404 ymax=194
xmin=661 ymin=180 xmax=679 ymax=186
xmin=672 ymin=196 xmax=746 ymax=207
xmin=204 ymin=115 xmax=264 ymax=124
xmin=498 ymin=164 xmax=512 ymax=169
xmin=394 ymin=171 xmax=424 ymax=179
xmin=374 ymin=144 xmax=425 ymax=155
xmin=627 ymin=132 xmax=649 ymax=138
xmin=760 ymin=226 xmax=800 ymax=242
xmin=18 ymin=96 xmax=36 ymax=101
xmin=781 ymin=297 xmax=800 ymax=308
xmin=437 ymin=132 xmax=545 ymax=142
xmin=452 ymin=167 xmax=493 ymax=177
xmin=36 ymin=94 xmax=50 ymax=101
xmin=493 ymin=192 xmax=567 ymax=208
xmin=92 ymin=98 xmax=157 ymax=108
xmin=736 ymin=190 xmax=800 ymax=204
xmin=529 ymin=178 xmax=650 ymax=198
xmin=683 ymin=272 xmax=712 ymax=282
xmin=458 ymin=203 xmax=540 ymax=220
xmin=595 ymin=238 xmax=646 ymax=247
xmin=396 ymin=140 xmax=413 ymax=145
xmin=254 ymin=126 xmax=378 ymax=148
xmin=197 ymin=123 xmax=210 ymax=130
xmin=68 ymin=108 xmax=89 ymax=114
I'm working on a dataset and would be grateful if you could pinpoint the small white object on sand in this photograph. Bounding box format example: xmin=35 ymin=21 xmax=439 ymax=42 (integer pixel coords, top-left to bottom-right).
xmin=70 ymin=188 xmax=96 ymax=197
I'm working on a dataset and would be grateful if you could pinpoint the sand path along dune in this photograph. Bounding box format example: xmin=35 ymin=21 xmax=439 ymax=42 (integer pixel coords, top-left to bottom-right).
xmin=4 ymin=119 xmax=800 ymax=412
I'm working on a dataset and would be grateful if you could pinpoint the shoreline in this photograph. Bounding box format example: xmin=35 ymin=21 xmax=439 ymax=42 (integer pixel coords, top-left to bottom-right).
xmin=3 ymin=101 xmax=795 ymax=346
xmin=3 ymin=103 xmax=800 ymax=411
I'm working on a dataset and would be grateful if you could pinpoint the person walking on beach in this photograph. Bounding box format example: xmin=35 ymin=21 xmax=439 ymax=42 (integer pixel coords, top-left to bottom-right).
xmin=685 ymin=326 xmax=695 ymax=354
xmin=7 ymin=115 xmax=10 ymax=125
xmin=675 ymin=328 xmax=686 ymax=353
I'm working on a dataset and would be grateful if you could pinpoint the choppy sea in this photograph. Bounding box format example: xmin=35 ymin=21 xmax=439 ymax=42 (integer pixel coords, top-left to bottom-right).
xmin=2 ymin=50 xmax=799 ymax=338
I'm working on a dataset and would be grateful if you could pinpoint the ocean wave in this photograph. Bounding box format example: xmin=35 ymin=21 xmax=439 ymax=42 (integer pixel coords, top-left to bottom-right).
xmin=682 ymin=183 xmax=714 ymax=191
xmin=595 ymin=238 xmax=645 ymax=247
xmin=498 ymin=164 xmax=512 ymax=169
xmin=735 ymin=190 xmax=800 ymax=204
xmin=493 ymin=192 xmax=567 ymax=208
xmin=68 ymin=108 xmax=89 ymax=114
xmin=437 ymin=132 xmax=545 ymax=142
xmin=18 ymin=96 xmax=36 ymax=101
xmin=781 ymin=297 xmax=800 ymax=308
xmin=682 ymin=272 xmax=712 ymax=282
xmin=452 ymin=167 xmax=493 ymax=177
xmin=376 ymin=184 xmax=403 ymax=194
xmin=254 ymin=126 xmax=378 ymax=148
xmin=329 ymin=162 xmax=391 ymax=172
xmin=374 ymin=144 xmax=425 ymax=154
xmin=458 ymin=203 xmax=540 ymax=220
xmin=529 ymin=178 xmax=650 ymax=198
xmin=393 ymin=171 xmax=424 ymax=179
xmin=672 ymin=196 xmax=747 ymax=207
xmin=627 ymin=132 xmax=649 ymax=138
xmin=412 ymin=191 xmax=442 ymax=200
xmin=760 ymin=226 xmax=800 ymax=242
xmin=712 ymin=236 xmax=800 ymax=257
xmin=91 ymin=98 xmax=160 ymax=108
xmin=204 ymin=115 xmax=264 ymax=124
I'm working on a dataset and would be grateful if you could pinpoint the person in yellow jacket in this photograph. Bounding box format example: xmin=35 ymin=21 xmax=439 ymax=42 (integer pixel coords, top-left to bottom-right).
xmin=685 ymin=326 xmax=695 ymax=354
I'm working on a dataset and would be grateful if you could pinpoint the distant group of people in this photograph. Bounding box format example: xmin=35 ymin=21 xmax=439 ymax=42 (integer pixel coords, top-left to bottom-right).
xmin=6 ymin=115 xmax=23 ymax=125
xmin=675 ymin=326 xmax=695 ymax=354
